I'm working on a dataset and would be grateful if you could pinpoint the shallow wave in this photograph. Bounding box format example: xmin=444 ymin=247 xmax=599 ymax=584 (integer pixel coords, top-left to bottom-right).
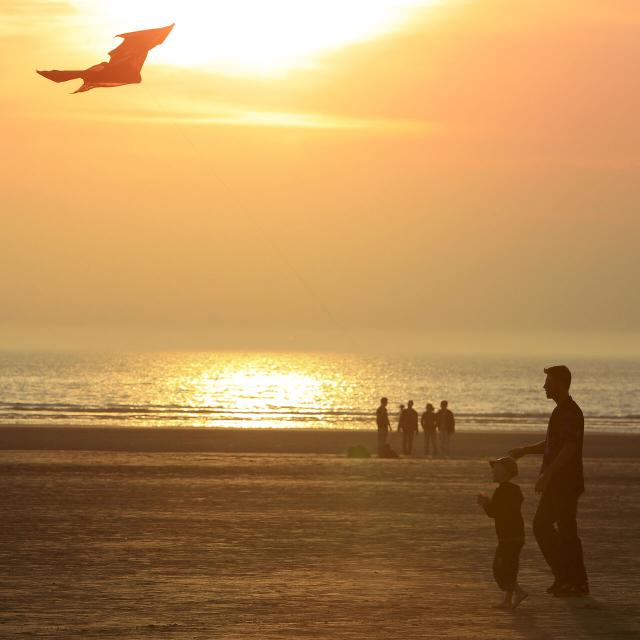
xmin=1 ymin=402 xmax=640 ymax=431
xmin=0 ymin=401 xmax=638 ymax=419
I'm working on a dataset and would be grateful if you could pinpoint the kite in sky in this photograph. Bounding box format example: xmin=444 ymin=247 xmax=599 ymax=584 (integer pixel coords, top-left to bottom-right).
xmin=37 ymin=24 xmax=174 ymax=93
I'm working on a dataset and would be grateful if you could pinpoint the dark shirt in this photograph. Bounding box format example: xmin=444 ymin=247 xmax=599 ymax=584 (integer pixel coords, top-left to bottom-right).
xmin=541 ymin=395 xmax=584 ymax=494
xmin=376 ymin=405 xmax=390 ymax=431
xmin=436 ymin=408 xmax=455 ymax=433
xmin=483 ymin=482 xmax=525 ymax=540
xmin=421 ymin=411 xmax=437 ymax=431
xmin=402 ymin=407 xmax=419 ymax=432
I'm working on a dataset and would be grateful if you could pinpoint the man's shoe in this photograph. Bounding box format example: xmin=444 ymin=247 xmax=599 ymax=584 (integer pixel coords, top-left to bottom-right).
xmin=546 ymin=580 xmax=560 ymax=594
xmin=554 ymin=583 xmax=589 ymax=598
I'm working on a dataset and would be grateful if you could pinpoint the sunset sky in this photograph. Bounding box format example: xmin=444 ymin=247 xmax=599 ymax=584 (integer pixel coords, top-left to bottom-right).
xmin=2 ymin=0 xmax=639 ymax=355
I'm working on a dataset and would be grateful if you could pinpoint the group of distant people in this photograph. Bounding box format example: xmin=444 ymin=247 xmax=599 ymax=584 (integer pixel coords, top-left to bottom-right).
xmin=376 ymin=398 xmax=455 ymax=458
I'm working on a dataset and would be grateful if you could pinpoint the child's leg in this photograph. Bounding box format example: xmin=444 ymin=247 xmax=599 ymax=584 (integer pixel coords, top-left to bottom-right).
xmin=505 ymin=540 xmax=527 ymax=608
xmin=494 ymin=541 xmax=528 ymax=608
xmin=492 ymin=545 xmax=511 ymax=607
xmin=511 ymin=541 xmax=528 ymax=607
xmin=512 ymin=583 xmax=529 ymax=609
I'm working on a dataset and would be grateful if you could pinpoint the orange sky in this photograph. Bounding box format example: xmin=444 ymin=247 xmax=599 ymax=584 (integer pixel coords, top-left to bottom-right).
xmin=2 ymin=1 xmax=639 ymax=354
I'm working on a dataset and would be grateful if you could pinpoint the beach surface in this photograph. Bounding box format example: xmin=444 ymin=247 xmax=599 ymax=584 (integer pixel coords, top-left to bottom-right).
xmin=1 ymin=428 xmax=639 ymax=639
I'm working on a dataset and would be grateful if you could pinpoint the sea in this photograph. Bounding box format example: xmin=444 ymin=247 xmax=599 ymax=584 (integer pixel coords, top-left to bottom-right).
xmin=0 ymin=351 xmax=638 ymax=432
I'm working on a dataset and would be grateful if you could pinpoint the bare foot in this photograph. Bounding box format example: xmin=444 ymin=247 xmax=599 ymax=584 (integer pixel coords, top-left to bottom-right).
xmin=512 ymin=589 xmax=529 ymax=609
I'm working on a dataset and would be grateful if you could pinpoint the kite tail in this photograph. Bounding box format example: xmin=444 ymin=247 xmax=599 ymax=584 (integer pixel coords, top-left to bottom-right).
xmin=36 ymin=69 xmax=85 ymax=83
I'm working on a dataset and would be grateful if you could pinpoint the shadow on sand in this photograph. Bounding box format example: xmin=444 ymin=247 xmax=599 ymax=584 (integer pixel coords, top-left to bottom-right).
xmin=565 ymin=596 xmax=640 ymax=639
xmin=505 ymin=597 xmax=640 ymax=640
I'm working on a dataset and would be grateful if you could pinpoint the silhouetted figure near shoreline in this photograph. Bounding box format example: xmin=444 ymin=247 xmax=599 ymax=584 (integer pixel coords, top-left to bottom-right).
xmin=421 ymin=403 xmax=438 ymax=456
xmin=376 ymin=397 xmax=391 ymax=456
xmin=509 ymin=365 xmax=589 ymax=597
xmin=396 ymin=404 xmax=405 ymax=436
xmin=399 ymin=400 xmax=418 ymax=455
xmin=477 ymin=457 xmax=528 ymax=609
xmin=436 ymin=400 xmax=455 ymax=457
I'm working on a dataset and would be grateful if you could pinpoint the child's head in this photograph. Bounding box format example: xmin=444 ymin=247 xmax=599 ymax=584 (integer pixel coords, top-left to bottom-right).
xmin=489 ymin=456 xmax=518 ymax=483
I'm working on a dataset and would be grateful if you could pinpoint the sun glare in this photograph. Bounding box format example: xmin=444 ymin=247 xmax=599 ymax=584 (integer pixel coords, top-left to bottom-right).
xmin=75 ymin=0 xmax=442 ymax=75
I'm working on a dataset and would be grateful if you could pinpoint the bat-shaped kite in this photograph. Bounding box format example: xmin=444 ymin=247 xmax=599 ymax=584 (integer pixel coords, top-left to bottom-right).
xmin=37 ymin=24 xmax=174 ymax=93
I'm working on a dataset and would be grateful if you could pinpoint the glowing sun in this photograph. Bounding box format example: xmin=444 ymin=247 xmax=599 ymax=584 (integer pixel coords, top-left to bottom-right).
xmin=76 ymin=0 xmax=443 ymax=75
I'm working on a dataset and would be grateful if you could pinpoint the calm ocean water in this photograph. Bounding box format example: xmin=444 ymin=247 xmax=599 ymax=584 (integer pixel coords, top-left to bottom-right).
xmin=0 ymin=351 xmax=638 ymax=432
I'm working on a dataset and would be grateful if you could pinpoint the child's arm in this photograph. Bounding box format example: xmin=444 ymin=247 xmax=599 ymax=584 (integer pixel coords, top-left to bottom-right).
xmin=477 ymin=493 xmax=495 ymax=517
xmin=482 ymin=498 xmax=496 ymax=518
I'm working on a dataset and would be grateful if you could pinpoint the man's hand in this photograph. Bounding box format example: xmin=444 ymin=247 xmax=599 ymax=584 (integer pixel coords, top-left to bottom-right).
xmin=509 ymin=447 xmax=526 ymax=459
xmin=535 ymin=471 xmax=552 ymax=494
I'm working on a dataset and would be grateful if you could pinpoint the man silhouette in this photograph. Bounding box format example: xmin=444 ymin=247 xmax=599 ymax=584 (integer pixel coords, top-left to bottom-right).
xmin=397 ymin=404 xmax=405 ymax=433
xmin=509 ymin=366 xmax=589 ymax=597
xmin=376 ymin=397 xmax=391 ymax=456
xmin=421 ymin=403 xmax=438 ymax=456
xmin=436 ymin=400 xmax=455 ymax=457
xmin=399 ymin=400 xmax=419 ymax=455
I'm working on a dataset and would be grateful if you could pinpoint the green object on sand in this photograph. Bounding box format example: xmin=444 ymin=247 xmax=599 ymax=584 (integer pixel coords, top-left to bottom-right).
xmin=347 ymin=445 xmax=371 ymax=458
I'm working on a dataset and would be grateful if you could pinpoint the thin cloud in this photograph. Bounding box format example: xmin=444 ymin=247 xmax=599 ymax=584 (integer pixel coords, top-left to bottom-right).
xmin=44 ymin=104 xmax=440 ymax=132
xmin=0 ymin=0 xmax=77 ymax=36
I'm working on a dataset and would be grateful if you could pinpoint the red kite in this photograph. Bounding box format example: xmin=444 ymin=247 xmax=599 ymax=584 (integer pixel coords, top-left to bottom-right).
xmin=37 ymin=24 xmax=174 ymax=93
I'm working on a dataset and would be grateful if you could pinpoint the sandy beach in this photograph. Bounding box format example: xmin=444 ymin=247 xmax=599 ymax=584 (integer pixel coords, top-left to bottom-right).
xmin=1 ymin=428 xmax=639 ymax=639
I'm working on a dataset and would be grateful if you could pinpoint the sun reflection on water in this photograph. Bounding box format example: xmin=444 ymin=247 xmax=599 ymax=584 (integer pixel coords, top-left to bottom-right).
xmin=185 ymin=353 xmax=344 ymax=427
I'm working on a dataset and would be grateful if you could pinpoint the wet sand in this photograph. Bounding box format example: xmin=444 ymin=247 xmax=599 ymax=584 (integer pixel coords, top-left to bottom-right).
xmin=1 ymin=431 xmax=640 ymax=639
xmin=2 ymin=425 xmax=640 ymax=458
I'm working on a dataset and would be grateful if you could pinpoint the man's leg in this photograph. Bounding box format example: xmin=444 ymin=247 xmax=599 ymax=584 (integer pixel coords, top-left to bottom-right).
xmin=440 ymin=431 xmax=449 ymax=456
xmin=556 ymin=491 xmax=588 ymax=589
xmin=533 ymin=490 xmax=565 ymax=584
xmin=402 ymin=431 xmax=408 ymax=455
xmin=426 ymin=430 xmax=436 ymax=455
xmin=407 ymin=431 xmax=414 ymax=455
xmin=377 ymin=429 xmax=386 ymax=456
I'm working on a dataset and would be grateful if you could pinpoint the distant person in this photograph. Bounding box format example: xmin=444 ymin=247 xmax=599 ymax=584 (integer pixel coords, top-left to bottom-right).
xmin=477 ymin=457 xmax=528 ymax=609
xmin=376 ymin=397 xmax=391 ymax=456
xmin=436 ymin=400 xmax=455 ymax=457
xmin=509 ymin=366 xmax=589 ymax=597
xmin=421 ymin=403 xmax=438 ymax=456
xmin=399 ymin=400 xmax=419 ymax=455
xmin=397 ymin=404 xmax=405 ymax=433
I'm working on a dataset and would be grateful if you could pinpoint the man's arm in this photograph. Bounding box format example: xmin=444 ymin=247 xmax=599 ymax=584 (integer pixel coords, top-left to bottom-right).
xmin=509 ymin=441 xmax=546 ymax=459
xmin=535 ymin=440 xmax=577 ymax=493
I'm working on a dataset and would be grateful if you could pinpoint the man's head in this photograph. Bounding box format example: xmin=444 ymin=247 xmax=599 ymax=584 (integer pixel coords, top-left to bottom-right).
xmin=440 ymin=400 xmax=448 ymax=409
xmin=426 ymin=403 xmax=434 ymax=411
xmin=380 ymin=397 xmax=388 ymax=407
xmin=543 ymin=365 xmax=572 ymax=400
xmin=408 ymin=400 xmax=414 ymax=408
xmin=489 ymin=457 xmax=518 ymax=483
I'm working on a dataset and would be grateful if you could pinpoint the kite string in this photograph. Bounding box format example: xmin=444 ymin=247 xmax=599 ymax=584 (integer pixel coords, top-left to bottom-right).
xmin=142 ymin=83 xmax=361 ymax=351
